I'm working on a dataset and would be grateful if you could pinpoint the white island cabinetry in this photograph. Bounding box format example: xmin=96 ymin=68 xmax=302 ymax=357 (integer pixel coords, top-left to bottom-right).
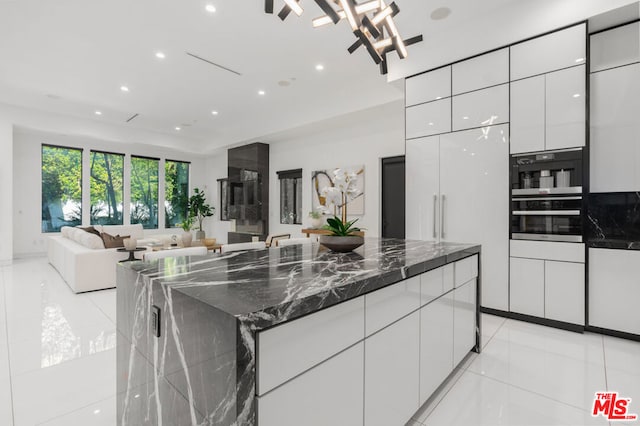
xmin=256 ymin=254 xmax=479 ymax=426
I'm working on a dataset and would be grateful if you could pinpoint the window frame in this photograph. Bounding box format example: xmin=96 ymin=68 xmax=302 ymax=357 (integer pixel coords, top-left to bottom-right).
xmin=164 ymin=159 xmax=191 ymax=228
xmin=41 ymin=143 xmax=84 ymax=233
xmin=130 ymin=155 xmax=160 ymax=230
xmin=89 ymin=149 xmax=125 ymax=226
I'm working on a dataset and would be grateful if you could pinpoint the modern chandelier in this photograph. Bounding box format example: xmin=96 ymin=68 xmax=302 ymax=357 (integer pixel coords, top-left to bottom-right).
xmin=264 ymin=0 xmax=423 ymax=75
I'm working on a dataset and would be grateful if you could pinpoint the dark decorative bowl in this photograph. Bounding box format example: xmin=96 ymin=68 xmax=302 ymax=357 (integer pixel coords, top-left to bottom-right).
xmin=319 ymin=235 xmax=364 ymax=253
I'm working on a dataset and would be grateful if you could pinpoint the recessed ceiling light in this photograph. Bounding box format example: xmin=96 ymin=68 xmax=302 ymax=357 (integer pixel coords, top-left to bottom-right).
xmin=155 ymin=52 xmax=166 ymax=59
xmin=205 ymin=4 xmax=216 ymax=13
xmin=211 ymin=110 xmax=219 ymax=115
xmin=120 ymin=86 xmax=129 ymax=92
xmin=428 ymin=122 xmax=434 ymax=126
xmin=463 ymin=116 xmax=469 ymax=120
xmin=93 ymin=409 xmax=101 ymax=415
xmin=175 ymin=126 xmax=181 ymax=131
xmin=95 ymin=111 xmax=102 ymax=116
xmin=430 ymin=7 xmax=452 ymax=21
xmin=315 ymin=64 xmax=324 ymax=71
xmin=573 ymin=93 xmax=581 ymax=98
xmin=258 ymin=90 xmax=266 ymax=96
xmin=575 ymin=57 xmax=585 ymax=63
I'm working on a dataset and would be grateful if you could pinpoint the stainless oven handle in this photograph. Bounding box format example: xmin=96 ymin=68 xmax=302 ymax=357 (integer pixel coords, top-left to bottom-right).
xmin=433 ymin=194 xmax=438 ymax=239
xmin=511 ymin=196 xmax=582 ymax=202
xmin=441 ymin=194 xmax=446 ymax=240
xmin=512 ymin=210 xmax=581 ymax=216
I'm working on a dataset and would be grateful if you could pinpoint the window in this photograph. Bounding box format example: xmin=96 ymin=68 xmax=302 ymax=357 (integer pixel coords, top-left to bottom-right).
xmin=90 ymin=150 xmax=124 ymax=225
xmin=164 ymin=160 xmax=190 ymax=228
xmin=41 ymin=144 xmax=83 ymax=232
xmin=218 ymin=178 xmax=229 ymax=221
xmin=278 ymin=169 xmax=302 ymax=225
xmin=130 ymin=156 xmax=159 ymax=229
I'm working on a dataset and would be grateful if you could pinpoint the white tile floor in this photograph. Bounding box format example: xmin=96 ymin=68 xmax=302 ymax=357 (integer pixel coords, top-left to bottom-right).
xmin=0 ymin=256 xmax=639 ymax=425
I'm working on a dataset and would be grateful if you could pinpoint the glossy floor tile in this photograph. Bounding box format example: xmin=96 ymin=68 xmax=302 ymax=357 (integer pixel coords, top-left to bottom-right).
xmin=3 ymin=257 xmax=640 ymax=426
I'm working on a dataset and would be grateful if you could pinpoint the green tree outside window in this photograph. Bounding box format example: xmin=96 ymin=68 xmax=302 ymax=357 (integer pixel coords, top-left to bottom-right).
xmin=41 ymin=145 xmax=82 ymax=232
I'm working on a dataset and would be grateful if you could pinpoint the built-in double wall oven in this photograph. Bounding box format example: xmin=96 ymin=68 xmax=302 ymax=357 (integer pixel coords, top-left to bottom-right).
xmin=510 ymin=148 xmax=584 ymax=242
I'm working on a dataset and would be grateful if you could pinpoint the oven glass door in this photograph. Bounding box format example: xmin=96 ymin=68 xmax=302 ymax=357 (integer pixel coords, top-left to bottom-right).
xmin=511 ymin=196 xmax=583 ymax=242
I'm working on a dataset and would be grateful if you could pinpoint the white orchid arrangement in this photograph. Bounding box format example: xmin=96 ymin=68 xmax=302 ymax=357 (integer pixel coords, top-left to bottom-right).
xmin=319 ymin=168 xmax=362 ymax=222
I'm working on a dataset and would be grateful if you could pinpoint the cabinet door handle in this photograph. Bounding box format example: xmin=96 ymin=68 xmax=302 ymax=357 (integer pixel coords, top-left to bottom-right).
xmin=433 ymin=194 xmax=438 ymax=239
xmin=441 ymin=194 xmax=446 ymax=240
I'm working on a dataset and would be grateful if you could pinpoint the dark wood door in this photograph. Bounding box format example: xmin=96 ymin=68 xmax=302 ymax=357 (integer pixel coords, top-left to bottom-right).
xmin=381 ymin=156 xmax=406 ymax=239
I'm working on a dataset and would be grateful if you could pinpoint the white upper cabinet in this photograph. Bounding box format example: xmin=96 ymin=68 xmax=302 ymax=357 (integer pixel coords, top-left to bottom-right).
xmin=590 ymin=63 xmax=640 ymax=192
xmin=510 ymin=66 xmax=585 ymax=154
xmin=452 ymin=84 xmax=509 ymax=131
xmin=405 ymin=66 xmax=451 ymax=107
xmin=591 ymin=22 xmax=640 ymax=73
xmin=406 ymin=98 xmax=451 ymax=139
xmin=510 ymin=75 xmax=545 ymax=154
xmin=511 ymin=24 xmax=586 ymax=80
xmin=545 ymin=65 xmax=585 ymax=150
xmin=452 ymin=48 xmax=509 ymax=95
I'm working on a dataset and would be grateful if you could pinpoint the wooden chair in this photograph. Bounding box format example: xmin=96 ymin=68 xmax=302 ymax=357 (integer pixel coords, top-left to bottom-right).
xmin=265 ymin=233 xmax=290 ymax=248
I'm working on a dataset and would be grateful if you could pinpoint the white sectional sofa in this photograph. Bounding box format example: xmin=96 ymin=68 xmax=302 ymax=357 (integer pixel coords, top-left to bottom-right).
xmin=48 ymin=224 xmax=151 ymax=293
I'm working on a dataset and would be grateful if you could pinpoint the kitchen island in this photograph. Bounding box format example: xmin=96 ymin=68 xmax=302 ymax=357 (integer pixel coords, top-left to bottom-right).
xmin=116 ymin=239 xmax=481 ymax=426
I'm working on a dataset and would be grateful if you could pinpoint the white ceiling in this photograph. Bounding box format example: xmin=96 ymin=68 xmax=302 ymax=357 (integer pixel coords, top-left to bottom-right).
xmin=0 ymin=0 xmax=636 ymax=153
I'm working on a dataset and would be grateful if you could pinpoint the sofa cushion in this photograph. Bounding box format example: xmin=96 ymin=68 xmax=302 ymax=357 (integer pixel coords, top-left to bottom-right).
xmin=79 ymin=226 xmax=101 ymax=237
xmin=100 ymin=224 xmax=144 ymax=240
xmin=101 ymin=232 xmax=129 ymax=249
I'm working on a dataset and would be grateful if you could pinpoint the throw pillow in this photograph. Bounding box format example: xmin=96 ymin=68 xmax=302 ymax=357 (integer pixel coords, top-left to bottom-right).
xmin=101 ymin=232 xmax=130 ymax=249
xmin=79 ymin=226 xmax=101 ymax=237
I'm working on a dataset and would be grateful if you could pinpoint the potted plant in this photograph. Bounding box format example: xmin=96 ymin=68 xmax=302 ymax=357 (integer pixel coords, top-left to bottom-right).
xmin=319 ymin=216 xmax=364 ymax=252
xmin=180 ymin=216 xmax=194 ymax=247
xmin=188 ymin=188 xmax=215 ymax=241
xmin=308 ymin=210 xmax=324 ymax=229
xmin=316 ymin=168 xmax=364 ymax=252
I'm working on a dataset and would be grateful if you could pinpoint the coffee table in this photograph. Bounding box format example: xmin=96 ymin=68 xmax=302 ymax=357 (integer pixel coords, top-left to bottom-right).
xmin=117 ymin=247 xmax=147 ymax=262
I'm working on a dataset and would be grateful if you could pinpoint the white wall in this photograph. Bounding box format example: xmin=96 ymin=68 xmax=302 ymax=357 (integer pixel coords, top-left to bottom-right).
xmin=0 ymin=120 xmax=13 ymax=263
xmin=264 ymin=100 xmax=405 ymax=238
xmin=13 ymin=128 xmax=208 ymax=257
xmin=204 ymin=150 xmax=231 ymax=244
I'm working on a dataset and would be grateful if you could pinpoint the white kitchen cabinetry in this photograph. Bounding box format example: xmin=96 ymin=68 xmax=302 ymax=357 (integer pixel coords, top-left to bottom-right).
xmin=510 ymin=75 xmax=545 ymax=153
xmin=365 ymin=275 xmax=420 ymax=337
xmin=258 ymin=343 xmax=364 ymax=426
xmin=546 ymin=66 xmax=585 ymax=150
xmin=590 ymin=22 xmax=640 ymax=73
xmin=509 ymin=257 xmax=545 ymax=317
xmin=365 ymin=313 xmax=420 ymax=426
xmin=405 ymin=136 xmax=439 ymax=241
xmin=406 ymin=98 xmax=452 ymax=139
xmin=590 ymin=63 xmax=640 ymax=192
xmin=509 ymin=240 xmax=585 ymax=325
xmin=510 ymin=66 xmax=585 ymax=154
xmin=511 ymin=24 xmax=586 ymax=80
xmin=545 ymin=261 xmax=584 ymax=325
xmin=452 ymin=84 xmax=509 ymax=131
xmin=589 ymin=248 xmax=640 ymax=335
xmin=420 ymin=292 xmax=453 ymax=404
xmin=406 ymin=66 xmax=451 ymax=107
xmin=407 ymin=126 xmax=508 ymax=311
xmin=452 ymin=48 xmax=509 ymax=95
xmin=439 ymin=125 xmax=509 ymax=311
xmin=453 ymin=279 xmax=477 ymax=367
xmin=257 ymin=296 xmax=364 ymax=395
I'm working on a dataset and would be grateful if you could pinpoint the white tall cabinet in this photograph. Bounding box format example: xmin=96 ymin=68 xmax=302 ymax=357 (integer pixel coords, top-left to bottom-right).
xmin=590 ymin=22 xmax=640 ymax=193
xmin=406 ymin=48 xmax=509 ymax=312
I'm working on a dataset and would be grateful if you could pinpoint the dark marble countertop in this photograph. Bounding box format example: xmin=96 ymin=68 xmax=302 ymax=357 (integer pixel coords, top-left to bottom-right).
xmin=588 ymin=239 xmax=640 ymax=250
xmin=121 ymin=238 xmax=479 ymax=329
